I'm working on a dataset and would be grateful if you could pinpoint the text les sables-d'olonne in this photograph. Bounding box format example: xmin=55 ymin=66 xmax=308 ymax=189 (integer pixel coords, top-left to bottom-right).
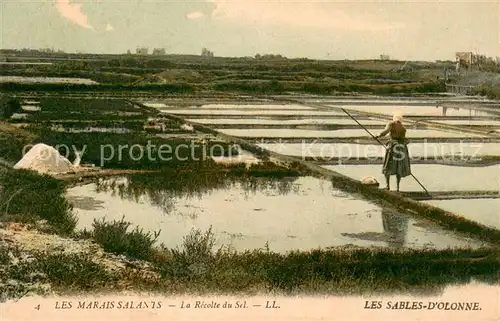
xmin=364 ymin=300 xmax=482 ymax=311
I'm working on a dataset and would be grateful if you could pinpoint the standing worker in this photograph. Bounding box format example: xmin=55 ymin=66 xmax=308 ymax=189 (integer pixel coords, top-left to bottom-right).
xmin=375 ymin=112 xmax=411 ymax=191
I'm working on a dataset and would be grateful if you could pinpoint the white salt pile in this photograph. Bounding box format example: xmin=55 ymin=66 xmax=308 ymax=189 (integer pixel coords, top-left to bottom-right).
xmin=143 ymin=103 xmax=167 ymax=108
xmin=362 ymin=176 xmax=379 ymax=186
xmin=13 ymin=143 xmax=75 ymax=175
xmin=211 ymin=146 xmax=261 ymax=169
xmin=180 ymin=123 xmax=194 ymax=131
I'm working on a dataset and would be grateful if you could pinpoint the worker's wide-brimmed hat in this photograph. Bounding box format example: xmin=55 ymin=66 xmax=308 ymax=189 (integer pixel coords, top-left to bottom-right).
xmin=393 ymin=111 xmax=403 ymax=122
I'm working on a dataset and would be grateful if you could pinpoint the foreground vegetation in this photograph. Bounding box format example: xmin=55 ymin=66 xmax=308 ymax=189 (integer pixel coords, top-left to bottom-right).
xmin=2 ymin=222 xmax=499 ymax=298
xmin=1 ymin=167 xmax=499 ymax=300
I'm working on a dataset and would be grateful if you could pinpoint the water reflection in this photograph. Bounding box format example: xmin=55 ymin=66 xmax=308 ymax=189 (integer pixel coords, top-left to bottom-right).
xmin=381 ymin=209 xmax=408 ymax=248
xmin=94 ymin=173 xmax=302 ymax=215
xmin=69 ymin=174 xmax=484 ymax=252
xmin=342 ymin=209 xmax=409 ymax=248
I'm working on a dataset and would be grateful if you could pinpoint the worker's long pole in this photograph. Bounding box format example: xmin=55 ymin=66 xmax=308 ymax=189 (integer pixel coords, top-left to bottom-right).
xmin=341 ymin=108 xmax=430 ymax=196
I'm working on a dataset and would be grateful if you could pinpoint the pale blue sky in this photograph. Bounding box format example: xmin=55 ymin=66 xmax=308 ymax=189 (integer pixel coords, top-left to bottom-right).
xmin=1 ymin=0 xmax=498 ymax=61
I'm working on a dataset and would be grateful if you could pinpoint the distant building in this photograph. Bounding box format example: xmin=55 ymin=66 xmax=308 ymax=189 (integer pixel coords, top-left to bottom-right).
xmin=136 ymin=47 xmax=149 ymax=55
xmin=380 ymin=54 xmax=390 ymax=60
xmin=201 ymin=48 xmax=214 ymax=57
xmin=152 ymin=48 xmax=166 ymax=56
xmin=455 ymin=52 xmax=493 ymax=70
xmin=455 ymin=52 xmax=474 ymax=67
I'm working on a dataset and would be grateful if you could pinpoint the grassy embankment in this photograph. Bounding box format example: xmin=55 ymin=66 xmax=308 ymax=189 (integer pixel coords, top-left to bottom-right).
xmin=1 ymin=57 xmax=449 ymax=96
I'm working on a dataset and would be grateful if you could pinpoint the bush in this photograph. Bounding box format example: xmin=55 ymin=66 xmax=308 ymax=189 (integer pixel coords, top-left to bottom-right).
xmin=90 ymin=216 xmax=160 ymax=261
xmin=161 ymin=227 xmax=218 ymax=281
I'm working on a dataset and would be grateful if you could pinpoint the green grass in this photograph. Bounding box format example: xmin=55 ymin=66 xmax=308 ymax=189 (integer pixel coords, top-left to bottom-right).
xmin=0 ymin=169 xmax=77 ymax=235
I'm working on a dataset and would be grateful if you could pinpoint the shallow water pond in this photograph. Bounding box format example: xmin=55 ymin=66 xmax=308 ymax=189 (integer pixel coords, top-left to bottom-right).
xmin=259 ymin=142 xmax=500 ymax=158
xmin=0 ymin=76 xmax=97 ymax=84
xmin=303 ymin=99 xmax=435 ymax=105
xmin=430 ymin=120 xmax=500 ymax=126
xmin=331 ymin=105 xmax=497 ymax=117
xmin=323 ymin=164 xmax=500 ymax=192
xmin=197 ymin=104 xmax=315 ymax=110
xmin=161 ymin=109 xmax=347 ymax=116
xmin=425 ymin=199 xmax=500 ymax=230
xmin=67 ymin=175 xmax=484 ymax=253
xmin=188 ymin=118 xmax=385 ymax=125
xmin=218 ymin=129 xmax=484 ymax=138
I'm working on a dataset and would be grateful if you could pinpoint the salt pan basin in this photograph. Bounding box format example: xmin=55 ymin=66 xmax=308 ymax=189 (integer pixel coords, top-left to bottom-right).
xmin=425 ymin=199 xmax=500 ymax=230
xmin=218 ymin=129 xmax=484 ymax=138
xmin=323 ymin=164 xmax=500 ymax=192
xmin=259 ymin=142 xmax=500 ymax=159
xmin=430 ymin=120 xmax=500 ymax=126
xmin=161 ymin=109 xmax=346 ymax=116
xmin=188 ymin=118 xmax=385 ymax=125
xmin=0 ymin=76 xmax=97 ymax=85
xmin=329 ymin=105 xmax=497 ymax=117
xmin=67 ymin=176 xmax=483 ymax=253
xmin=197 ymin=104 xmax=315 ymax=110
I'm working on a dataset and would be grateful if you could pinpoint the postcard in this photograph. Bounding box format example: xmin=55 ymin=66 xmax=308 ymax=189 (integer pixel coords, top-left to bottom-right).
xmin=0 ymin=0 xmax=499 ymax=320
